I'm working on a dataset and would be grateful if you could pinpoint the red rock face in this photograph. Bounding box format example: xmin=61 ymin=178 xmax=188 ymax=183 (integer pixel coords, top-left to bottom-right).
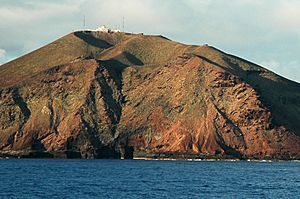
xmin=119 ymin=56 xmax=300 ymax=159
xmin=0 ymin=31 xmax=299 ymax=159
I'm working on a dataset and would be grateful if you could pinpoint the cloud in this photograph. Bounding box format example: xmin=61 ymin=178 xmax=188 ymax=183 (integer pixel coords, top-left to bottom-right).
xmin=0 ymin=0 xmax=299 ymax=82
xmin=261 ymin=59 xmax=300 ymax=83
xmin=270 ymin=0 xmax=300 ymax=31
xmin=0 ymin=1 xmax=82 ymax=24
xmin=0 ymin=49 xmax=6 ymax=58
xmin=0 ymin=0 xmax=83 ymax=60
xmin=261 ymin=60 xmax=281 ymax=71
xmin=0 ymin=48 xmax=6 ymax=65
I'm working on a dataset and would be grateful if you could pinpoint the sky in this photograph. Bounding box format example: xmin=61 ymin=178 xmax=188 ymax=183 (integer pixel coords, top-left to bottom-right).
xmin=0 ymin=0 xmax=300 ymax=83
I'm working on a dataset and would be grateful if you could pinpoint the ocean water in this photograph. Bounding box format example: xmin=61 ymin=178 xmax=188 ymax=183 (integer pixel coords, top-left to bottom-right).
xmin=0 ymin=159 xmax=299 ymax=199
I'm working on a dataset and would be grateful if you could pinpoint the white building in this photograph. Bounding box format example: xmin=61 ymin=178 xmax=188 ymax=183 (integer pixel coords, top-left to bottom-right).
xmin=95 ymin=25 xmax=120 ymax=33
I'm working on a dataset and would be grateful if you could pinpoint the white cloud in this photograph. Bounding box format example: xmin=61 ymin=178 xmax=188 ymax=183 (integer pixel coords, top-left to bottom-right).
xmin=0 ymin=49 xmax=6 ymax=58
xmin=261 ymin=60 xmax=281 ymax=71
xmin=260 ymin=59 xmax=300 ymax=83
xmin=0 ymin=0 xmax=299 ymax=82
xmin=270 ymin=0 xmax=300 ymax=31
xmin=0 ymin=1 xmax=81 ymax=24
xmin=0 ymin=1 xmax=83 ymax=59
xmin=0 ymin=48 xmax=6 ymax=65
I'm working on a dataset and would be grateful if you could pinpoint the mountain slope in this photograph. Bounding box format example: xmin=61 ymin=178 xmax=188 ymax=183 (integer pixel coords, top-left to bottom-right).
xmin=0 ymin=31 xmax=299 ymax=159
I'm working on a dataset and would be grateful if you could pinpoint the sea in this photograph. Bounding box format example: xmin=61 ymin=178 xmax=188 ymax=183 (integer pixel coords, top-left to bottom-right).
xmin=0 ymin=159 xmax=299 ymax=199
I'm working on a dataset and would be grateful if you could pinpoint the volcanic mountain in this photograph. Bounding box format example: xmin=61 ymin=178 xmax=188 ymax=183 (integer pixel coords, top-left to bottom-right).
xmin=0 ymin=31 xmax=300 ymax=159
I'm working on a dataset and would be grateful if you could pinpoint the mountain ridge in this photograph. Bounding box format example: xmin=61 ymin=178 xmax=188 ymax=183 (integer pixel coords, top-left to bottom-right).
xmin=0 ymin=31 xmax=299 ymax=159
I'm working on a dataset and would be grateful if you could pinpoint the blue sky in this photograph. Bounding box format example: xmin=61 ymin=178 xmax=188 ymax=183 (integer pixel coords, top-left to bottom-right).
xmin=0 ymin=0 xmax=299 ymax=83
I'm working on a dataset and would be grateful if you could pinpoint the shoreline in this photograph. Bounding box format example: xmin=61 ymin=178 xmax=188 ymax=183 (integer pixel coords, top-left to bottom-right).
xmin=0 ymin=150 xmax=299 ymax=161
xmin=1 ymin=157 xmax=300 ymax=162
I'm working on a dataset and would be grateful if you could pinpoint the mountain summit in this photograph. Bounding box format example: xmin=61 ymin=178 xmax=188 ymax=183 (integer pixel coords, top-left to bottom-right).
xmin=0 ymin=31 xmax=300 ymax=159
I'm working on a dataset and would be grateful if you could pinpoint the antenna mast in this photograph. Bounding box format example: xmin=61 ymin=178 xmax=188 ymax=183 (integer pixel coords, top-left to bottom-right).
xmin=122 ymin=16 xmax=125 ymax=32
xmin=83 ymin=15 xmax=86 ymax=29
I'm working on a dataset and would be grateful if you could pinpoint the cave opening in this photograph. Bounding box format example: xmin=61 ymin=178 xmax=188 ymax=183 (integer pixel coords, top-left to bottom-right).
xmin=123 ymin=146 xmax=134 ymax=159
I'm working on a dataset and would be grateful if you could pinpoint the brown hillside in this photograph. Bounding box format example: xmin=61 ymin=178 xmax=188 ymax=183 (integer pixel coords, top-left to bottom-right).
xmin=0 ymin=31 xmax=299 ymax=159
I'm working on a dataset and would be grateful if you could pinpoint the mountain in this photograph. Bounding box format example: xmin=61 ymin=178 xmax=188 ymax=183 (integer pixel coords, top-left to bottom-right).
xmin=0 ymin=30 xmax=300 ymax=159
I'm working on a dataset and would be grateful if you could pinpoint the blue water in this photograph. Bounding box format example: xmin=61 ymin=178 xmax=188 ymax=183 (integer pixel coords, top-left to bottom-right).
xmin=0 ymin=159 xmax=299 ymax=199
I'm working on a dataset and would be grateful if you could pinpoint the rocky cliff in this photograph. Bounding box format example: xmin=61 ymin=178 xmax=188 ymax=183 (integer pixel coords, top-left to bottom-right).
xmin=1 ymin=31 xmax=300 ymax=159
